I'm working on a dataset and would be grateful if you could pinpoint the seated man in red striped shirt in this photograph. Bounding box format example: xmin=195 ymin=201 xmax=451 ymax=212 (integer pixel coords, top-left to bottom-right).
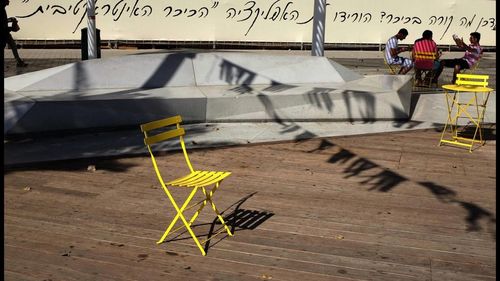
xmin=412 ymin=30 xmax=441 ymax=86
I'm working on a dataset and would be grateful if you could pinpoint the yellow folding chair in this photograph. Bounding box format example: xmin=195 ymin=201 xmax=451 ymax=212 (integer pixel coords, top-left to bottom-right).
xmin=443 ymin=53 xmax=481 ymax=83
xmin=383 ymin=50 xmax=398 ymax=75
xmin=412 ymin=51 xmax=437 ymax=88
xmin=465 ymin=57 xmax=481 ymax=74
xmin=140 ymin=115 xmax=233 ymax=255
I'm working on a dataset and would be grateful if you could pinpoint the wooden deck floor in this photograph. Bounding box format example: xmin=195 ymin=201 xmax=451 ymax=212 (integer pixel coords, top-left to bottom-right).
xmin=4 ymin=128 xmax=496 ymax=281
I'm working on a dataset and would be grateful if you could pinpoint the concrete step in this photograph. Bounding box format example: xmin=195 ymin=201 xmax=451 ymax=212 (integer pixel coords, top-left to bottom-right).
xmin=5 ymin=52 xmax=412 ymax=134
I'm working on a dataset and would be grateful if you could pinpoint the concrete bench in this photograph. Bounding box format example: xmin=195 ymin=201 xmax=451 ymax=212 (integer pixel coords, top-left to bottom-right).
xmin=4 ymin=52 xmax=412 ymax=134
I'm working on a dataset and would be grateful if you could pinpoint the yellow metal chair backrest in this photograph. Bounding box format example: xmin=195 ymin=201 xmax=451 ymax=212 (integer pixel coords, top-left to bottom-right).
xmin=140 ymin=115 xmax=194 ymax=185
xmin=455 ymin=74 xmax=489 ymax=87
xmin=441 ymin=55 xmax=481 ymax=85
xmin=413 ymin=51 xmax=436 ymax=61
xmin=466 ymin=58 xmax=481 ymax=73
xmin=411 ymin=51 xmax=438 ymax=88
xmin=413 ymin=51 xmax=437 ymax=71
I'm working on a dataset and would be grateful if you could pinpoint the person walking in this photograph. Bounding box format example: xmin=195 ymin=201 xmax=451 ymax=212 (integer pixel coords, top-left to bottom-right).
xmin=1 ymin=0 xmax=9 ymax=50
xmin=2 ymin=0 xmax=27 ymax=67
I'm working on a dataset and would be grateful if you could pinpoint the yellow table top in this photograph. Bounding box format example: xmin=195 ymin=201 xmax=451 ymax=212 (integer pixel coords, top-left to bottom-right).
xmin=441 ymin=84 xmax=494 ymax=92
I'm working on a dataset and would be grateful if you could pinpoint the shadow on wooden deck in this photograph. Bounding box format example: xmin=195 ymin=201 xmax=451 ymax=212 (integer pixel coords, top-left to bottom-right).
xmin=159 ymin=192 xmax=275 ymax=255
xmin=4 ymin=128 xmax=496 ymax=281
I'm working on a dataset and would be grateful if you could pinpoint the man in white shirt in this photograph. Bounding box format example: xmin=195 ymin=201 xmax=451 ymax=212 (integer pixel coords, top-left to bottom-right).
xmin=385 ymin=28 xmax=413 ymax=74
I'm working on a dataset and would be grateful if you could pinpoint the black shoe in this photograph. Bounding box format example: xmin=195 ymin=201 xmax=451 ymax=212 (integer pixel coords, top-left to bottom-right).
xmin=16 ymin=61 xmax=28 ymax=67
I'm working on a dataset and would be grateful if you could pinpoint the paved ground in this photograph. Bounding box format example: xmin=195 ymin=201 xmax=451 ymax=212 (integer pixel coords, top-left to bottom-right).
xmin=4 ymin=128 xmax=496 ymax=281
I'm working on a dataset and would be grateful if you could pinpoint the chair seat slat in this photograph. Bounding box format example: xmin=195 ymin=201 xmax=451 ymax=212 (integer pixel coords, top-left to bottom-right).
xmin=179 ymin=171 xmax=217 ymax=186
xmin=169 ymin=171 xmax=231 ymax=187
xmin=167 ymin=171 xmax=208 ymax=185
xmin=185 ymin=172 xmax=230 ymax=187
xmin=187 ymin=172 xmax=231 ymax=187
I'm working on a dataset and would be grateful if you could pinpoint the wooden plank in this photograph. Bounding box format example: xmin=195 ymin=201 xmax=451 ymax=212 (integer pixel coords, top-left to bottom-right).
xmin=4 ymin=128 xmax=495 ymax=281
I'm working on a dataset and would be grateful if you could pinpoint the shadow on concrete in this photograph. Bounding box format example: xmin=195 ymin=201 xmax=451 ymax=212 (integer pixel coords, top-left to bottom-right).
xmin=6 ymin=51 xmax=415 ymax=138
xmin=3 ymin=154 xmax=142 ymax=175
xmin=142 ymin=52 xmax=196 ymax=88
xmin=217 ymin=55 xmax=409 ymax=123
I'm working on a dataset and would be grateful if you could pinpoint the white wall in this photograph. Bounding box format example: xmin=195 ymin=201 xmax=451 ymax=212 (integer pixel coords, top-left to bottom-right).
xmin=7 ymin=0 xmax=496 ymax=46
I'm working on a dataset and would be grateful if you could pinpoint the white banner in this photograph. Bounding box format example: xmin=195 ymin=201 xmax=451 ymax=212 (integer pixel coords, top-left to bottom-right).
xmin=6 ymin=0 xmax=496 ymax=46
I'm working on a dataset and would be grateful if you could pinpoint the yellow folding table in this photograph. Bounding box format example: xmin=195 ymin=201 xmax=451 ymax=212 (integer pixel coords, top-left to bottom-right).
xmin=439 ymin=74 xmax=493 ymax=152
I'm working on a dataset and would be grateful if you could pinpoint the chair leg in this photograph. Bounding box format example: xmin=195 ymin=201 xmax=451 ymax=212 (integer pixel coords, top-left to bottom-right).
xmin=426 ymin=71 xmax=437 ymax=87
xmin=203 ymin=183 xmax=233 ymax=236
xmin=158 ymin=187 xmax=208 ymax=255
xmin=185 ymin=190 xmax=213 ymax=228
xmin=156 ymin=181 xmax=234 ymax=256
xmin=157 ymin=187 xmax=198 ymax=244
xmin=187 ymin=182 xmax=227 ymax=228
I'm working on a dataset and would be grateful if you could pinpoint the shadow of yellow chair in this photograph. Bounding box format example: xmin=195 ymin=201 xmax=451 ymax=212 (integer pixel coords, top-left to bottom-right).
xmin=140 ymin=115 xmax=233 ymax=255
